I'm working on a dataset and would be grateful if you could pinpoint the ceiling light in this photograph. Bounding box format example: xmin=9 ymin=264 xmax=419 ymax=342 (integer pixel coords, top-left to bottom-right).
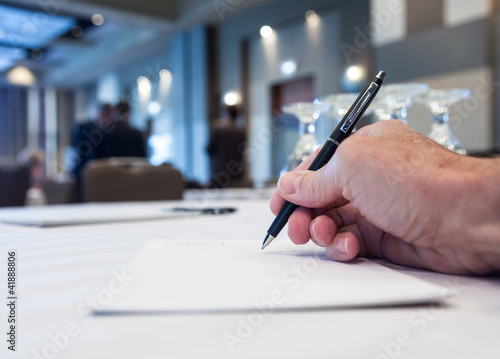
xmin=223 ymin=91 xmax=242 ymax=106
xmin=31 ymin=49 xmax=44 ymax=61
xmin=159 ymin=69 xmax=172 ymax=82
xmin=260 ymin=26 xmax=273 ymax=38
xmin=7 ymin=66 xmax=36 ymax=86
xmin=305 ymin=10 xmax=320 ymax=24
xmin=345 ymin=65 xmax=365 ymax=83
xmin=280 ymin=59 xmax=298 ymax=75
xmin=148 ymin=101 xmax=162 ymax=115
xmin=71 ymin=26 xmax=84 ymax=38
xmin=91 ymin=14 xmax=105 ymax=26
xmin=137 ymin=76 xmax=151 ymax=91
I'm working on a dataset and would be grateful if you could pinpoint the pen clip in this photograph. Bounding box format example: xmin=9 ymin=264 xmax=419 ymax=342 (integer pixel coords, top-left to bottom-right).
xmin=341 ymin=82 xmax=379 ymax=133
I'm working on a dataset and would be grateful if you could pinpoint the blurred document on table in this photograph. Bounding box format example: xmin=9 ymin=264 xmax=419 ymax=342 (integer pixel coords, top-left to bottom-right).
xmin=95 ymin=239 xmax=448 ymax=314
xmin=0 ymin=203 xmax=187 ymax=227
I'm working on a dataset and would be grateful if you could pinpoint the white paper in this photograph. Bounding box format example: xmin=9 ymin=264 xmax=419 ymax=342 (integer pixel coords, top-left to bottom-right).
xmin=0 ymin=203 xmax=188 ymax=227
xmin=96 ymin=239 xmax=448 ymax=314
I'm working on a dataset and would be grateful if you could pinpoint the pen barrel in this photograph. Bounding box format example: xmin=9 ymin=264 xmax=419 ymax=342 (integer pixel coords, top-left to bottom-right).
xmin=307 ymin=140 xmax=341 ymax=171
xmin=268 ymin=201 xmax=299 ymax=237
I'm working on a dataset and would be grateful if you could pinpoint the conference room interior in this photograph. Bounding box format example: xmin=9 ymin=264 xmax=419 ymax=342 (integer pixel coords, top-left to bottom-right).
xmin=2 ymin=1 xmax=500 ymax=359
xmin=1 ymin=0 xmax=499 ymax=206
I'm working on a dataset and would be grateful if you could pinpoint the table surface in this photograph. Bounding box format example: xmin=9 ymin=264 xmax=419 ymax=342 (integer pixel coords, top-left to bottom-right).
xmin=1 ymin=188 xmax=499 ymax=359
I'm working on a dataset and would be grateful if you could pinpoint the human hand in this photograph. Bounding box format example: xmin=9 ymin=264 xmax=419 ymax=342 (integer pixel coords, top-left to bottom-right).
xmin=270 ymin=120 xmax=500 ymax=275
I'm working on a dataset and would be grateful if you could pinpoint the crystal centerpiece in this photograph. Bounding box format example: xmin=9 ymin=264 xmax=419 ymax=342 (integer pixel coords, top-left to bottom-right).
xmin=372 ymin=83 xmax=429 ymax=123
xmin=416 ymin=89 xmax=471 ymax=155
xmin=281 ymin=102 xmax=332 ymax=173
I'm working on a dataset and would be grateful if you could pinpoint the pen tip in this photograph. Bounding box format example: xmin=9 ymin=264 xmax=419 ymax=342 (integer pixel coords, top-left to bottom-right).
xmin=261 ymin=234 xmax=275 ymax=250
xmin=376 ymin=71 xmax=386 ymax=81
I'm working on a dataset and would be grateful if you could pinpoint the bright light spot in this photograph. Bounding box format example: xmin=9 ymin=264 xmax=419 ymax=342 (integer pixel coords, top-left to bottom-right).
xmin=149 ymin=134 xmax=173 ymax=166
xmin=148 ymin=101 xmax=161 ymax=115
xmin=91 ymin=14 xmax=105 ymax=26
xmin=280 ymin=59 xmax=298 ymax=75
xmin=7 ymin=66 xmax=36 ymax=86
xmin=260 ymin=25 xmax=273 ymax=38
xmin=0 ymin=28 xmax=5 ymax=39
xmin=345 ymin=65 xmax=365 ymax=83
xmin=305 ymin=10 xmax=320 ymax=24
xmin=160 ymin=69 xmax=172 ymax=82
xmin=137 ymin=76 xmax=152 ymax=101
xmin=223 ymin=91 xmax=242 ymax=106
xmin=137 ymin=76 xmax=151 ymax=91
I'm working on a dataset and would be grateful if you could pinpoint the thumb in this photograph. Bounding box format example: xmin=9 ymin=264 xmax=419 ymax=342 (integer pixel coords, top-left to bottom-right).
xmin=277 ymin=167 xmax=343 ymax=209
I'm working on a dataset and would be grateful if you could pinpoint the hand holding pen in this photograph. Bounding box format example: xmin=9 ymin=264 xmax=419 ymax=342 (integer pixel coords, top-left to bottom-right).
xmin=262 ymin=71 xmax=386 ymax=249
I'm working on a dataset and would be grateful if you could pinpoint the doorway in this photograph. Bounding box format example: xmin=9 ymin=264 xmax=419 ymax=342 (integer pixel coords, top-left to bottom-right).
xmin=270 ymin=76 xmax=314 ymax=178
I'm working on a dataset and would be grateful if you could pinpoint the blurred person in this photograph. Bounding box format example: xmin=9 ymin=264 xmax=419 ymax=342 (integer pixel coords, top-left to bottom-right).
xmin=270 ymin=120 xmax=500 ymax=276
xmin=17 ymin=149 xmax=47 ymax=206
xmin=71 ymin=103 xmax=114 ymax=201
xmin=94 ymin=101 xmax=146 ymax=159
xmin=207 ymin=105 xmax=247 ymax=188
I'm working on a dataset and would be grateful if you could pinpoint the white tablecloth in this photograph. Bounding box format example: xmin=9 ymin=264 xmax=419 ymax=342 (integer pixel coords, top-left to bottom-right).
xmin=1 ymin=189 xmax=499 ymax=359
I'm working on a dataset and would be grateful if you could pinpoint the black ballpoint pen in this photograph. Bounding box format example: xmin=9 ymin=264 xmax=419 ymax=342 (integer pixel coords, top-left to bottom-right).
xmin=262 ymin=71 xmax=386 ymax=250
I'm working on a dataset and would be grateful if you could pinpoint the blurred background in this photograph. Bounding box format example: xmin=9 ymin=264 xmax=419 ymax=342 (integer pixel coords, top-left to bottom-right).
xmin=0 ymin=0 xmax=499 ymax=204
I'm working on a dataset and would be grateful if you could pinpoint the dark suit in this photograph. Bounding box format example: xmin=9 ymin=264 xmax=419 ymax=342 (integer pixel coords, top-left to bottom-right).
xmin=94 ymin=121 xmax=146 ymax=159
xmin=207 ymin=122 xmax=246 ymax=188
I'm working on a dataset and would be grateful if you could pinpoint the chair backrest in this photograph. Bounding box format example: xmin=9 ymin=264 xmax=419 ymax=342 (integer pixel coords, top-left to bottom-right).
xmin=83 ymin=158 xmax=185 ymax=202
xmin=0 ymin=163 xmax=30 ymax=207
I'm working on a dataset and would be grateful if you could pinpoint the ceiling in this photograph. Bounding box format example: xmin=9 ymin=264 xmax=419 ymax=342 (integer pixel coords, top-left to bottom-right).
xmin=0 ymin=0 xmax=271 ymax=87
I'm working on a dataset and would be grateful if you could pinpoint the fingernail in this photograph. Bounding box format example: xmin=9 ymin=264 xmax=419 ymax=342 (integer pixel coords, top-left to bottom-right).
xmin=278 ymin=171 xmax=304 ymax=195
xmin=310 ymin=222 xmax=322 ymax=246
xmin=335 ymin=235 xmax=349 ymax=255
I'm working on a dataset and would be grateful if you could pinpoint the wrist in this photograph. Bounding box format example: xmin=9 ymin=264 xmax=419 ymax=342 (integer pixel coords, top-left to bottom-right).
xmin=447 ymin=157 xmax=500 ymax=270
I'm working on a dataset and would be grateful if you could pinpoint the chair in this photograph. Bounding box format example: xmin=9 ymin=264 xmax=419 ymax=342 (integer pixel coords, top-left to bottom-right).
xmin=0 ymin=161 xmax=30 ymax=207
xmin=83 ymin=158 xmax=185 ymax=202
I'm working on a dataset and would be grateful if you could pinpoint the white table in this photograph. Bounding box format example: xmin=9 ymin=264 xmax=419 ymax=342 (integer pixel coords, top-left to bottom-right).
xmin=1 ymin=189 xmax=499 ymax=359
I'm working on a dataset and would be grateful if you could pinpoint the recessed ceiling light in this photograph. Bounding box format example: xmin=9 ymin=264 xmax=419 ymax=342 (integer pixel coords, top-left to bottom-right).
xmin=345 ymin=65 xmax=365 ymax=83
xmin=7 ymin=66 xmax=36 ymax=86
xmin=305 ymin=10 xmax=320 ymax=24
xmin=91 ymin=14 xmax=105 ymax=26
xmin=31 ymin=49 xmax=43 ymax=61
xmin=71 ymin=26 xmax=84 ymax=38
xmin=223 ymin=91 xmax=242 ymax=106
xmin=260 ymin=26 xmax=273 ymax=38
xmin=280 ymin=59 xmax=298 ymax=75
xmin=148 ymin=101 xmax=161 ymax=115
xmin=159 ymin=69 xmax=172 ymax=82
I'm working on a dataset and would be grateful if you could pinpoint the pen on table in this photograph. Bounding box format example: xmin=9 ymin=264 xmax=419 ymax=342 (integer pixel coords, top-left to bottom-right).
xmin=262 ymin=70 xmax=386 ymax=250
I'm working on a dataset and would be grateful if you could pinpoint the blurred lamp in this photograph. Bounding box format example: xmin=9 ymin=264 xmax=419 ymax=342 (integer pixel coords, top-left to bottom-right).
xmin=342 ymin=65 xmax=367 ymax=92
xmin=91 ymin=14 xmax=105 ymax=26
xmin=159 ymin=69 xmax=172 ymax=82
xmin=148 ymin=101 xmax=161 ymax=115
xmin=223 ymin=91 xmax=242 ymax=106
xmin=280 ymin=59 xmax=298 ymax=75
xmin=305 ymin=10 xmax=320 ymax=24
xmin=7 ymin=66 xmax=36 ymax=86
xmin=260 ymin=26 xmax=273 ymax=38
xmin=345 ymin=65 xmax=365 ymax=83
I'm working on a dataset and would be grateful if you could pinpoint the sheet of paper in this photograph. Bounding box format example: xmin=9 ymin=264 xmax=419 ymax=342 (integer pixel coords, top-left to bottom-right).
xmin=0 ymin=203 xmax=189 ymax=227
xmin=96 ymin=239 xmax=448 ymax=314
